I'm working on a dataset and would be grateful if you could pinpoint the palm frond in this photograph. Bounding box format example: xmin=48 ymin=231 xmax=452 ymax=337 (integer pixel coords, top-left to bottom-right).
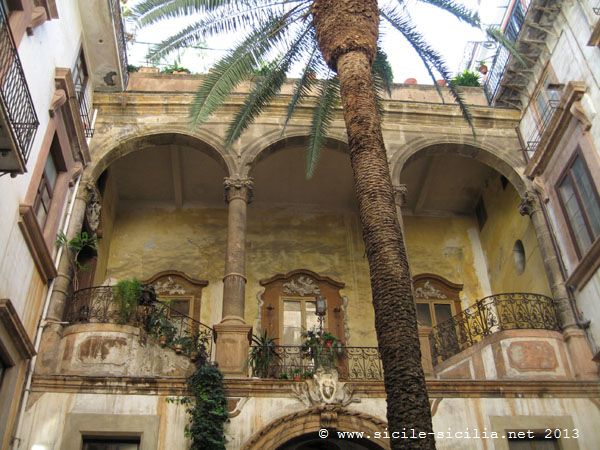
xmin=224 ymin=25 xmax=314 ymax=146
xmin=382 ymin=6 xmax=475 ymax=135
xmin=281 ymin=43 xmax=321 ymax=134
xmin=372 ymin=47 xmax=394 ymax=97
xmin=486 ymin=26 xmax=526 ymax=66
xmin=415 ymin=0 xmax=480 ymax=27
xmin=306 ymin=76 xmax=340 ymax=179
xmin=188 ymin=13 xmax=291 ymax=128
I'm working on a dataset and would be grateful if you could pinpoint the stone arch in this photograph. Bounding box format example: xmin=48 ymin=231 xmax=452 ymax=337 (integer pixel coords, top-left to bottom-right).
xmin=390 ymin=137 xmax=529 ymax=196
xmin=84 ymin=128 xmax=234 ymax=183
xmin=240 ymin=129 xmax=348 ymax=177
xmin=241 ymin=407 xmax=390 ymax=450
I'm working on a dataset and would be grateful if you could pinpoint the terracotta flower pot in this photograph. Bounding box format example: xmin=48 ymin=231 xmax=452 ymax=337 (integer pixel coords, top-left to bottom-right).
xmin=478 ymin=65 xmax=488 ymax=75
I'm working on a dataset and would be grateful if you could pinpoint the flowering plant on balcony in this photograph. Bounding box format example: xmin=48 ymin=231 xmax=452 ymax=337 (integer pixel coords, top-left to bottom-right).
xmin=301 ymin=329 xmax=343 ymax=370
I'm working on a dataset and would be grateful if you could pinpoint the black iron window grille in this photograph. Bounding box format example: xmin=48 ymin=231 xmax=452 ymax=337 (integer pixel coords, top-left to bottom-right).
xmin=108 ymin=0 xmax=129 ymax=89
xmin=0 ymin=0 xmax=39 ymax=171
xmin=525 ymin=99 xmax=559 ymax=157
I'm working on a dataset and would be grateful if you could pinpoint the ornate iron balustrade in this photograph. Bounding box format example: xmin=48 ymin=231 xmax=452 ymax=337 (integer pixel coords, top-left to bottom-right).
xmin=483 ymin=0 xmax=528 ymax=104
xmin=249 ymin=345 xmax=383 ymax=382
xmin=524 ymin=99 xmax=559 ymax=158
xmin=65 ymin=286 xmax=213 ymax=361
xmin=108 ymin=0 xmax=129 ymax=89
xmin=0 ymin=0 xmax=39 ymax=172
xmin=429 ymin=293 xmax=559 ymax=364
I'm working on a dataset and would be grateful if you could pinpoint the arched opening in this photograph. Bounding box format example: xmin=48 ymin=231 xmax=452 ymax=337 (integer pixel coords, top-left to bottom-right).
xmin=277 ymin=432 xmax=385 ymax=450
xmin=80 ymin=132 xmax=229 ymax=327
xmin=398 ymin=145 xmax=551 ymax=311
xmin=246 ymin=136 xmax=378 ymax=348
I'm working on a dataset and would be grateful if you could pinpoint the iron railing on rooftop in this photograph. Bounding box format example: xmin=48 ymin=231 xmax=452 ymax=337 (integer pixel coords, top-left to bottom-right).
xmin=65 ymin=285 xmax=213 ymax=362
xmin=0 ymin=0 xmax=39 ymax=171
xmin=108 ymin=0 xmax=129 ymax=89
xmin=249 ymin=345 xmax=384 ymax=382
xmin=483 ymin=0 xmax=529 ymax=103
xmin=429 ymin=293 xmax=559 ymax=364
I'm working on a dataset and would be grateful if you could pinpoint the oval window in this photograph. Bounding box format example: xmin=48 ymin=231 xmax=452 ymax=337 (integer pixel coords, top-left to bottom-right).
xmin=513 ymin=240 xmax=526 ymax=275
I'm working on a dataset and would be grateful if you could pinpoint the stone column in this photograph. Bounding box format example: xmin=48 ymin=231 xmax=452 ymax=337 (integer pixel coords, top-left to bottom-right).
xmin=37 ymin=181 xmax=92 ymax=374
xmin=214 ymin=177 xmax=253 ymax=377
xmin=519 ymin=192 xmax=598 ymax=379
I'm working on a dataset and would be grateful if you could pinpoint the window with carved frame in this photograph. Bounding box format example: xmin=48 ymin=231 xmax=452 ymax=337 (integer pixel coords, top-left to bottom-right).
xmin=413 ymin=274 xmax=463 ymax=329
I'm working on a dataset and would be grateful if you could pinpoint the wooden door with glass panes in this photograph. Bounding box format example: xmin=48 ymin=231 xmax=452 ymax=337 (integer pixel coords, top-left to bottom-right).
xmin=413 ymin=273 xmax=463 ymax=357
xmin=260 ymin=270 xmax=346 ymax=378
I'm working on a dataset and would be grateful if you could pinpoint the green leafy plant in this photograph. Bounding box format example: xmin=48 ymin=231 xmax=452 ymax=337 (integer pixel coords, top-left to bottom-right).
xmin=451 ymin=69 xmax=481 ymax=87
xmin=127 ymin=64 xmax=140 ymax=73
xmin=301 ymin=329 xmax=343 ymax=370
xmin=186 ymin=364 xmax=228 ymax=450
xmin=56 ymin=231 xmax=97 ymax=291
xmin=248 ymin=331 xmax=279 ymax=378
xmin=146 ymin=305 xmax=177 ymax=344
xmin=113 ymin=278 xmax=142 ymax=324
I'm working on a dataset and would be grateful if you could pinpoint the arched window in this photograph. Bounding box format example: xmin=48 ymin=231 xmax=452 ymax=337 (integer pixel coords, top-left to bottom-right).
xmin=413 ymin=274 xmax=462 ymax=329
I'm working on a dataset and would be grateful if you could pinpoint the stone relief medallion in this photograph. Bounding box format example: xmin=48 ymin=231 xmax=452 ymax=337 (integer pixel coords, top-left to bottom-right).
xmin=152 ymin=277 xmax=187 ymax=295
xmin=283 ymin=276 xmax=321 ymax=296
xmin=414 ymin=281 xmax=447 ymax=299
xmin=291 ymin=368 xmax=358 ymax=407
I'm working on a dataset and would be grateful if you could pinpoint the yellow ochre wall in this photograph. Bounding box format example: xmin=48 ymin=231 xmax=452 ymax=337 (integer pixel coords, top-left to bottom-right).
xmin=479 ymin=177 xmax=551 ymax=297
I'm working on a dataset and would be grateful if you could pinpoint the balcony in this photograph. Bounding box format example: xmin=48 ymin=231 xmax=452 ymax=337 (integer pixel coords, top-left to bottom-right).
xmin=0 ymin=0 xmax=39 ymax=175
xmin=64 ymin=285 xmax=213 ymax=361
xmin=108 ymin=0 xmax=129 ymax=89
xmin=523 ymin=99 xmax=559 ymax=158
xmin=483 ymin=0 xmax=528 ymax=104
xmin=249 ymin=345 xmax=384 ymax=382
xmin=429 ymin=293 xmax=559 ymax=364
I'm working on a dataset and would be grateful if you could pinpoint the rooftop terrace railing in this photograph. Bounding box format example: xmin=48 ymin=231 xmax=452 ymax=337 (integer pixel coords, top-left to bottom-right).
xmin=65 ymin=285 xmax=213 ymax=362
xmin=429 ymin=293 xmax=559 ymax=364
xmin=0 ymin=0 xmax=39 ymax=173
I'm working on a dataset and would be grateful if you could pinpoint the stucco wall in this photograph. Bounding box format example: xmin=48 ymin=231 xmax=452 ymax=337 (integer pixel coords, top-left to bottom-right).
xmin=479 ymin=177 xmax=552 ymax=297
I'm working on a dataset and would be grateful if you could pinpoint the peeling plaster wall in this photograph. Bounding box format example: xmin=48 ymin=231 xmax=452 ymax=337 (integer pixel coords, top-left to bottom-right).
xmin=479 ymin=178 xmax=552 ymax=297
xmin=18 ymin=392 xmax=600 ymax=450
xmin=104 ymin=206 xmax=228 ymax=326
xmin=403 ymin=215 xmax=487 ymax=306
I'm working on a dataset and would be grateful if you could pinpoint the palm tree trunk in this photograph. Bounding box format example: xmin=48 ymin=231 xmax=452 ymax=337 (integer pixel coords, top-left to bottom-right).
xmin=312 ymin=1 xmax=435 ymax=449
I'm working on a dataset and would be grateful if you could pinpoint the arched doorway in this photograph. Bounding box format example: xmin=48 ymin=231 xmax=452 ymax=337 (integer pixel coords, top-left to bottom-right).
xmin=277 ymin=432 xmax=385 ymax=450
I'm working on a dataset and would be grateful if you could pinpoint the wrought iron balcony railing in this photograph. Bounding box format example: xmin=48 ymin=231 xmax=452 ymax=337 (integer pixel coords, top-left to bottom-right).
xmin=249 ymin=345 xmax=384 ymax=382
xmin=524 ymin=99 xmax=560 ymax=158
xmin=429 ymin=293 xmax=559 ymax=364
xmin=108 ymin=0 xmax=129 ymax=89
xmin=0 ymin=0 xmax=39 ymax=174
xmin=65 ymin=286 xmax=213 ymax=362
xmin=483 ymin=0 xmax=529 ymax=103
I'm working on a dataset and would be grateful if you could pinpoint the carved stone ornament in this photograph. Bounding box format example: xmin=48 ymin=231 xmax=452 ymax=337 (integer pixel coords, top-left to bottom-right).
xmin=283 ymin=276 xmax=321 ymax=296
xmin=518 ymin=191 xmax=537 ymax=217
xmin=224 ymin=177 xmax=254 ymax=203
xmin=152 ymin=277 xmax=187 ymax=295
xmin=85 ymin=185 xmax=102 ymax=235
xmin=394 ymin=184 xmax=408 ymax=207
xmin=291 ymin=368 xmax=358 ymax=407
xmin=414 ymin=281 xmax=447 ymax=299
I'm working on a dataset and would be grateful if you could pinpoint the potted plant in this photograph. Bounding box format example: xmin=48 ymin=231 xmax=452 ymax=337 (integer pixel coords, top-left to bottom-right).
xmin=451 ymin=69 xmax=481 ymax=87
xmin=477 ymin=60 xmax=488 ymax=75
xmin=248 ymin=331 xmax=279 ymax=378
xmin=301 ymin=329 xmax=343 ymax=370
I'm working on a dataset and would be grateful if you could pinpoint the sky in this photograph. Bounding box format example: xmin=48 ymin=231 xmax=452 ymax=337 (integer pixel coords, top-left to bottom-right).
xmin=124 ymin=0 xmax=510 ymax=84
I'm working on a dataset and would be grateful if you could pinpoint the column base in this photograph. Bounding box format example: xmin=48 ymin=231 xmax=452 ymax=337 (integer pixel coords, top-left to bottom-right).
xmin=563 ymin=326 xmax=599 ymax=379
xmin=214 ymin=316 xmax=252 ymax=378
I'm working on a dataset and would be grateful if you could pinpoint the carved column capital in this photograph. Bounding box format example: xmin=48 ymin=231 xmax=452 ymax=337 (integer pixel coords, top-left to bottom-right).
xmin=224 ymin=177 xmax=254 ymax=204
xmin=518 ymin=191 xmax=539 ymax=217
xmin=393 ymin=184 xmax=408 ymax=207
